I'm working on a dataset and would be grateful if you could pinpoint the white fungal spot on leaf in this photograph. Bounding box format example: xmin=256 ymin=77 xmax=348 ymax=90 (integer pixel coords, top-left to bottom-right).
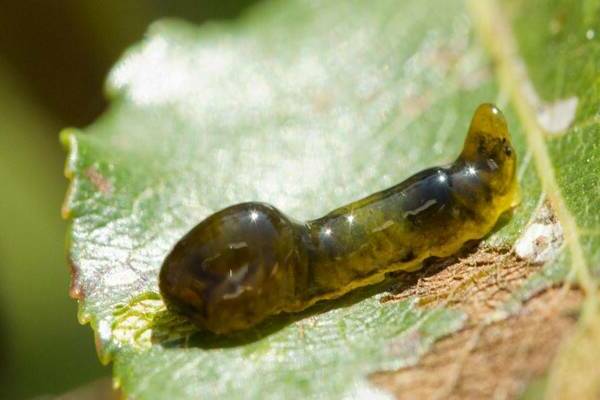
xmin=513 ymin=58 xmax=578 ymax=135
xmin=536 ymin=97 xmax=579 ymax=135
xmin=515 ymin=202 xmax=564 ymax=263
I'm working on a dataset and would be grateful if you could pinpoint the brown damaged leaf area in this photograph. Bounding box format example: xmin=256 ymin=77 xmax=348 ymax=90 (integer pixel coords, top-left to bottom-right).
xmin=84 ymin=166 xmax=113 ymax=195
xmin=372 ymin=246 xmax=582 ymax=399
xmin=67 ymin=259 xmax=84 ymax=300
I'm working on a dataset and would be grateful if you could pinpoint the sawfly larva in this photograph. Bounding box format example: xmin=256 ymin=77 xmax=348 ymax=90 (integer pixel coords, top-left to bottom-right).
xmin=159 ymin=103 xmax=519 ymax=334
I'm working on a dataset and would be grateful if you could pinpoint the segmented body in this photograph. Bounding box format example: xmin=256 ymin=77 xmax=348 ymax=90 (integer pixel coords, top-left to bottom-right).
xmin=159 ymin=104 xmax=519 ymax=334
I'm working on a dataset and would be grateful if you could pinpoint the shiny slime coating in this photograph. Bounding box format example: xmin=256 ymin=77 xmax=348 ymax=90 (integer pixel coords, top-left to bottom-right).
xmin=159 ymin=104 xmax=519 ymax=334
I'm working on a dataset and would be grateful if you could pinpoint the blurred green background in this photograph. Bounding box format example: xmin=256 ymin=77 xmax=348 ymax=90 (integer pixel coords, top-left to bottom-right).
xmin=0 ymin=1 xmax=258 ymax=398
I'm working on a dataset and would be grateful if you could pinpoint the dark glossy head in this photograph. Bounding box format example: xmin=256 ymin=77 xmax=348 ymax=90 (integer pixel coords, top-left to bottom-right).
xmin=159 ymin=202 xmax=306 ymax=334
xmin=459 ymin=103 xmax=518 ymax=197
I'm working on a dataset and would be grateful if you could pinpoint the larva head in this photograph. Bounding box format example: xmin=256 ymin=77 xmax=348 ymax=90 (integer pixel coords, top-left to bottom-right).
xmin=159 ymin=202 xmax=306 ymax=334
xmin=459 ymin=104 xmax=518 ymax=198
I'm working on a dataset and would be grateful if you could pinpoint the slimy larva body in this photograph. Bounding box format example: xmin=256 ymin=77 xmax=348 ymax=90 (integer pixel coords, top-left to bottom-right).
xmin=159 ymin=104 xmax=519 ymax=334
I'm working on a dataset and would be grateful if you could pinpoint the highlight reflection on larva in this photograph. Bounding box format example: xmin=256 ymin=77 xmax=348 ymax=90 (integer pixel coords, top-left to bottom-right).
xmin=159 ymin=104 xmax=519 ymax=334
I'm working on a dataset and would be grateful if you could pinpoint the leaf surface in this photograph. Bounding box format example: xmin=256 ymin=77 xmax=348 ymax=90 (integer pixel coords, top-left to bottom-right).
xmin=63 ymin=0 xmax=600 ymax=398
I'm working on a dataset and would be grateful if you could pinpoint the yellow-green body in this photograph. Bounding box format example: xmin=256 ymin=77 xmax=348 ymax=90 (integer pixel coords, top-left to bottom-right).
xmin=160 ymin=104 xmax=519 ymax=334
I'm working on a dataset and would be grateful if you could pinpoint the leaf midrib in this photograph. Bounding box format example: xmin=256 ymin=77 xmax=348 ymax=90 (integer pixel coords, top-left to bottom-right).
xmin=468 ymin=0 xmax=595 ymax=296
xmin=470 ymin=0 xmax=598 ymax=396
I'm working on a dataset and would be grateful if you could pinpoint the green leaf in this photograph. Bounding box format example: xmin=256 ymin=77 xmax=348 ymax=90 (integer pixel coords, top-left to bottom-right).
xmin=468 ymin=0 xmax=600 ymax=303
xmin=514 ymin=0 xmax=600 ymax=275
xmin=500 ymin=0 xmax=600 ymax=394
xmin=63 ymin=0 xmax=600 ymax=397
xmin=469 ymin=0 xmax=600 ymax=396
xmin=112 ymin=294 xmax=464 ymax=399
